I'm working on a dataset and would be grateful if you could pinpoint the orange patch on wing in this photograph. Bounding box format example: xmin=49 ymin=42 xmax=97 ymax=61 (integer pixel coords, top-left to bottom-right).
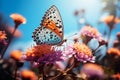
xmin=42 ymin=19 xmax=62 ymax=38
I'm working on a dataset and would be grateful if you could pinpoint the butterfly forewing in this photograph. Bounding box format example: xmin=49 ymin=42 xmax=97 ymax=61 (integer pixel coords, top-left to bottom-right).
xmin=32 ymin=5 xmax=64 ymax=45
xmin=41 ymin=5 xmax=63 ymax=39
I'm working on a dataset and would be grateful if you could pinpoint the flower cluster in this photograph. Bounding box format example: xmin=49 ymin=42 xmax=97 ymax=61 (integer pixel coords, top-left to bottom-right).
xmin=25 ymin=44 xmax=63 ymax=64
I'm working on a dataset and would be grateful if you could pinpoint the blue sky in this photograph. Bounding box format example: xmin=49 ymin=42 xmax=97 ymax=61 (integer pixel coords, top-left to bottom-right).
xmin=0 ymin=0 xmax=101 ymax=41
xmin=0 ymin=0 xmax=120 ymax=57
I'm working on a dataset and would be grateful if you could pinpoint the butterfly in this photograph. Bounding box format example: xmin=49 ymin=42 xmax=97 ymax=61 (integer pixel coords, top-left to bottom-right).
xmin=32 ymin=5 xmax=66 ymax=45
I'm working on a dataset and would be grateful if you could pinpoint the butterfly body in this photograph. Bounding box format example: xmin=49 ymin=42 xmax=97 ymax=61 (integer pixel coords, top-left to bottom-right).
xmin=32 ymin=5 xmax=64 ymax=45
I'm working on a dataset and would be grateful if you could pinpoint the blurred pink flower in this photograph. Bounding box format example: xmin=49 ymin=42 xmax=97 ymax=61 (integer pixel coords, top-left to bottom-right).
xmin=32 ymin=62 xmax=39 ymax=68
xmin=80 ymin=63 xmax=105 ymax=79
xmin=80 ymin=26 xmax=102 ymax=44
xmin=6 ymin=26 xmax=22 ymax=38
xmin=62 ymin=45 xmax=76 ymax=58
xmin=55 ymin=62 xmax=66 ymax=70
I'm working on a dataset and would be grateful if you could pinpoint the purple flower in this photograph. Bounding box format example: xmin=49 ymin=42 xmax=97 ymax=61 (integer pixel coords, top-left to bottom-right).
xmin=38 ymin=51 xmax=63 ymax=64
xmin=25 ymin=44 xmax=64 ymax=64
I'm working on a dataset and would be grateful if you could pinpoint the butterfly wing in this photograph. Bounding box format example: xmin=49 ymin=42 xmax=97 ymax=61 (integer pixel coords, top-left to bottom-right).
xmin=32 ymin=5 xmax=64 ymax=45
xmin=41 ymin=5 xmax=64 ymax=39
xmin=32 ymin=27 xmax=62 ymax=45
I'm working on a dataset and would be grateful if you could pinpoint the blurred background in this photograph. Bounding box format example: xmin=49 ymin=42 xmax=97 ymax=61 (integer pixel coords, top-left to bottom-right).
xmin=0 ymin=0 xmax=120 ymax=57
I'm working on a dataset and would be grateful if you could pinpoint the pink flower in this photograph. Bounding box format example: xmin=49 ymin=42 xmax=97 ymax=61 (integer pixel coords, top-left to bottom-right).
xmin=73 ymin=43 xmax=95 ymax=63
xmin=55 ymin=62 xmax=66 ymax=70
xmin=62 ymin=45 xmax=76 ymax=58
xmin=6 ymin=26 xmax=22 ymax=38
xmin=80 ymin=26 xmax=102 ymax=44
xmin=63 ymin=43 xmax=95 ymax=63
xmin=80 ymin=63 xmax=105 ymax=79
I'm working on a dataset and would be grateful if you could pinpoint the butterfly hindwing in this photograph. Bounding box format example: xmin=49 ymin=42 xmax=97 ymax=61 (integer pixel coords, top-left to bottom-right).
xmin=32 ymin=26 xmax=62 ymax=45
xmin=32 ymin=5 xmax=64 ymax=45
